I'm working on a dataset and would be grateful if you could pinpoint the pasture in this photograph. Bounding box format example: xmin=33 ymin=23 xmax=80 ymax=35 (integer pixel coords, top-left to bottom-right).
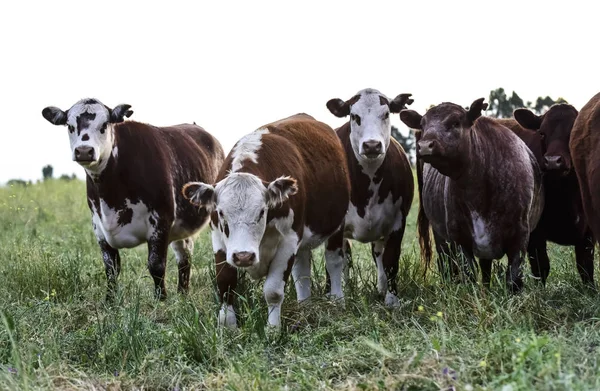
xmin=1 ymin=179 xmax=599 ymax=390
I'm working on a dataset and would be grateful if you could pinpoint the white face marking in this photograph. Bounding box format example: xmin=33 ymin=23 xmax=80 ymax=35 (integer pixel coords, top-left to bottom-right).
xmin=349 ymin=89 xmax=392 ymax=165
xmin=231 ymin=128 xmax=269 ymax=172
xmin=65 ymin=100 xmax=114 ymax=174
xmin=213 ymin=173 xmax=270 ymax=266
xmin=91 ymin=198 xmax=158 ymax=249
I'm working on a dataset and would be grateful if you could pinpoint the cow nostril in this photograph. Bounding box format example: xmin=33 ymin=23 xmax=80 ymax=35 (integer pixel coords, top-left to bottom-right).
xmin=428 ymin=142 xmax=434 ymax=149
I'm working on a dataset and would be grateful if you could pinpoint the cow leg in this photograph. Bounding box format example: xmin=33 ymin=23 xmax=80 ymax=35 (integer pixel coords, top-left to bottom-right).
xmin=479 ymin=258 xmax=493 ymax=288
xmin=147 ymin=234 xmax=169 ymax=300
xmin=170 ymin=238 xmax=194 ymax=294
xmin=433 ymin=230 xmax=458 ymax=282
xmin=99 ymin=239 xmax=121 ymax=302
xmin=575 ymin=233 xmax=595 ymax=286
xmin=215 ymin=249 xmax=238 ymax=328
xmin=506 ymin=250 xmax=525 ymax=293
xmin=292 ymin=248 xmax=312 ymax=301
xmin=526 ymin=229 xmax=550 ymax=285
xmin=325 ymin=227 xmax=346 ymax=300
xmin=326 ymin=238 xmax=352 ymax=294
xmin=264 ymin=234 xmax=298 ymax=328
xmin=378 ymin=229 xmax=404 ymax=307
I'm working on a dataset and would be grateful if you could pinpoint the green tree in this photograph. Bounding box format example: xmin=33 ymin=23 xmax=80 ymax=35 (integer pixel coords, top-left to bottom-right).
xmin=42 ymin=165 xmax=53 ymax=180
xmin=531 ymin=95 xmax=568 ymax=115
xmin=391 ymin=125 xmax=416 ymax=166
xmin=488 ymin=88 xmax=527 ymax=118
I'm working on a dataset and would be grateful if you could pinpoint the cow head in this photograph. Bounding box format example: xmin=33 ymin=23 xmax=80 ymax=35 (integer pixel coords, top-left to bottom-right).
xmin=514 ymin=104 xmax=578 ymax=176
xmin=327 ymin=89 xmax=413 ymax=164
xmin=182 ymin=173 xmax=298 ymax=268
xmin=42 ymin=98 xmax=133 ymax=174
xmin=400 ymin=98 xmax=487 ymax=177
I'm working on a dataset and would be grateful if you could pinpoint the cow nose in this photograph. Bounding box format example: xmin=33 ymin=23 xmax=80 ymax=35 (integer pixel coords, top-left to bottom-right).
xmin=74 ymin=146 xmax=95 ymax=162
xmin=362 ymin=140 xmax=383 ymax=157
xmin=544 ymin=155 xmax=564 ymax=170
xmin=418 ymin=140 xmax=437 ymax=156
xmin=232 ymin=251 xmax=256 ymax=267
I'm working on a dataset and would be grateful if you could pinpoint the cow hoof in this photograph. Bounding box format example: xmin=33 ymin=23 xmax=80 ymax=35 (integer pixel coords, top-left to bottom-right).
xmin=384 ymin=292 xmax=401 ymax=308
xmin=325 ymin=293 xmax=345 ymax=308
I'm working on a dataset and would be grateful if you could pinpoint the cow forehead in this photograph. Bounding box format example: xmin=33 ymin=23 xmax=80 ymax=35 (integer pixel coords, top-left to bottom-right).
xmin=424 ymin=103 xmax=465 ymax=123
xmin=351 ymin=89 xmax=390 ymax=114
xmin=215 ymin=174 xmax=266 ymax=215
xmin=67 ymin=100 xmax=109 ymax=125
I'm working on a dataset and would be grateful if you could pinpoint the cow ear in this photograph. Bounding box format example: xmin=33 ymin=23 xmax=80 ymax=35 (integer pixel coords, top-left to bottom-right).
xmin=265 ymin=176 xmax=298 ymax=208
xmin=399 ymin=109 xmax=423 ymax=130
xmin=467 ymin=98 xmax=487 ymax=124
xmin=110 ymin=104 xmax=134 ymax=123
xmin=326 ymin=98 xmax=350 ymax=118
xmin=182 ymin=182 xmax=216 ymax=210
xmin=42 ymin=106 xmax=67 ymax=125
xmin=389 ymin=93 xmax=414 ymax=113
xmin=514 ymin=108 xmax=542 ymax=130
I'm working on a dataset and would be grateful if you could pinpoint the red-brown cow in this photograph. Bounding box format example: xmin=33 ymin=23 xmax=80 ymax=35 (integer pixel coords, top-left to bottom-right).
xmin=42 ymin=98 xmax=224 ymax=300
xmin=571 ymin=92 xmax=600 ymax=252
xmin=400 ymin=98 xmax=544 ymax=291
xmin=183 ymin=114 xmax=350 ymax=328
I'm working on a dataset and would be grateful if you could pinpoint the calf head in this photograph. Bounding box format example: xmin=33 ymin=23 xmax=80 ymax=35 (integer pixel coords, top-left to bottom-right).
xmin=183 ymin=173 xmax=298 ymax=268
xmin=327 ymin=89 xmax=413 ymax=163
xmin=400 ymin=98 xmax=488 ymax=178
xmin=514 ymin=104 xmax=578 ymax=176
xmin=42 ymin=98 xmax=133 ymax=173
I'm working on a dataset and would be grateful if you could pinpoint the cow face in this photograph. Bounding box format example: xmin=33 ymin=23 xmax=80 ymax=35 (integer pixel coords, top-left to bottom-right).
xmin=514 ymin=104 xmax=578 ymax=176
xmin=400 ymin=98 xmax=487 ymax=177
xmin=327 ymin=89 xmax=413 ymax=163
xmin=42 ymin=98 xmax=133 ymax=172
xmin=183 ymin=173 xmax=297 ymax=268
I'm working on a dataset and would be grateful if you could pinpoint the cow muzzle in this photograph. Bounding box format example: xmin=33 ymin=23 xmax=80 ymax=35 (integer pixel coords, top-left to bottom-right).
xmin=74 ymin=146 xmax=95 ymax=164
xmin=232 ymin=251 xmax=257 ymax=267
xmin=543 ymin=155 xmax=570 ymax=175
xmin=361 ymin=140 xmax=383 ymax=159
xmin=417 ymin=140 xmax=439 ymax=158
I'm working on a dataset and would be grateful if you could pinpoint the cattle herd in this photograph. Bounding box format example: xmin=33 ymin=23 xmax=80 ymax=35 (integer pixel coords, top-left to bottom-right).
xmin=41 ymin=90 xmax=600 ymax=328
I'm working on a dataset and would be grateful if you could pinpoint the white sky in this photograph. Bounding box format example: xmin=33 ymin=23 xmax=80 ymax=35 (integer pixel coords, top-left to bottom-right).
xmin=0 ymin=0 xmax=598 ymax=184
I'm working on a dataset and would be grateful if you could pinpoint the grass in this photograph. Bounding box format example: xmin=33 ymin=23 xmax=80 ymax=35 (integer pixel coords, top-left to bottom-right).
xmin=0 ymin=179 xmax=599 ymax=390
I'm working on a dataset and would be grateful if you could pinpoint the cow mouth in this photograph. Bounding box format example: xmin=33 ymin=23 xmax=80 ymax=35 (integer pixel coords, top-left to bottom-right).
xmin=74 ymin=158 xmax=96 ymax=166
xmin=544 ymin=167 xmax=571 ymax=177
xmin=232 ymin=259 xmax=257 ymax=268
xmin=360 ymin=152 xmax=384 ymax=160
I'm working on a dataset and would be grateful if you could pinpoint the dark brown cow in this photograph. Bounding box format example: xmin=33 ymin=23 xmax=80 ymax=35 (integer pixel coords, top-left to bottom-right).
xmin=42 ymin=98 xmax=224 ymax=299
xmin=183 ymin=113 xmax=350 ymax=328
xmin=325 ymin=88 xmax=414 ymax=306
xmin=400 ymin=98 xmax=544 ymax=291
xmin=508 ymin=105 xmax=595 ymax=285
xmin=571 ymin=92 xmax=600 ymax=254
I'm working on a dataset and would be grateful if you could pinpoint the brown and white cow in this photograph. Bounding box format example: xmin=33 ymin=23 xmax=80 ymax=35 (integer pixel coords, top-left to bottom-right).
xmin=183 ymin=113 xmax=350 ymax=328
xmin=570 ymin=92 xmax=600 ymax=250
xmin=42 ymin=98 xmax=224 ymax=299
xmin=400 ymin=98 xmax=544 ymax=291
xmin=325 ymin=88 xmax=414 ymax=306
xmin=506 ymin=105 xmax=595 ymax=285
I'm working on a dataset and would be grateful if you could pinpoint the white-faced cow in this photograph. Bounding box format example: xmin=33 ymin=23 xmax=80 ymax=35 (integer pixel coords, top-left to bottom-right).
xmin=400 ymin=98 xmax=544 ymax=291
xmin=325 ymin=88 xmax=414 ymax=306
xmin=183 ymin=113 xmax=350 ymax=328
xmin=42 ymin=98 xmax=224 ymax=300
xmin=495 ymin=106 xmax=595 ymax=286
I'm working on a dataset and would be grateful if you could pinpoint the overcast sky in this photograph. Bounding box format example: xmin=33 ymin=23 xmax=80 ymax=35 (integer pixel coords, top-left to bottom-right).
xmin=0 ymin=0 xmax=598 ymax=184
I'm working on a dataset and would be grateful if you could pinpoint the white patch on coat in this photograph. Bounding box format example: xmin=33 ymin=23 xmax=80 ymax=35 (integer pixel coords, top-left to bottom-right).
xmin=471 ymin=211 xmax=494 ymax=259
xmin=325 ymin=248 xmax=345 ymax=300
xmin=91 ymin=198 xmax=159 ymax=249
xmin=218 ymin=304 xmax=237 ymax=328
xmin=345 ymin=179 xmax=404 ymax=243
xmin=300 ymin=226 xmax=325 ymax=250
xmin=292 ymin=249 xmax=312 ymax=301
xmin=230 ymin=128 xmax=269 ymax=172
xmin=112 ymin=146 xmax=118 ymax=158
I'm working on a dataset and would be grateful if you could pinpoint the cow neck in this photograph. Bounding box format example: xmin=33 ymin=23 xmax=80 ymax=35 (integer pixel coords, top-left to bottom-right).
xmin=86 ymin=150 xmax=119 ymax=199
xmin=450 ymin=128 xmax=482 ymax=189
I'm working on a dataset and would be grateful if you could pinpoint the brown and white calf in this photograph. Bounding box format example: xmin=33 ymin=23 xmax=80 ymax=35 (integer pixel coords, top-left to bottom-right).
xmin=400 ymin=98 xmax=544 ymax=291
xmin=570 ymin=92 xmax=600 ymax=250
xmin=183 ymin=113 xmax=350 ymax=328
xmin=42 ymin=98 xmax=224 ymax=299
xmin=325 ymin=88 xmax=414 ymax=306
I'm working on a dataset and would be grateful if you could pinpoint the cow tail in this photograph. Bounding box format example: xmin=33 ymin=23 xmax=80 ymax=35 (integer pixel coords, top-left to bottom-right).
xmin=415 ymin=131 xmax=433 ymax=275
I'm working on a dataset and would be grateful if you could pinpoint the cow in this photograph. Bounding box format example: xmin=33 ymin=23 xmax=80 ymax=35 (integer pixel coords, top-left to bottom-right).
xmin=502 ymin=105 xmax=595 ymax=285
xmin=570 ymin=92 xmax=600 ymax=263
xmin=41 ymin=98 xmax=224 ymax=300
xmin=325 ymin=88 xmax=415 ymax=306
xmin=400 ymin=98 xmax=544 ymax=291
xmin=182 ymin=113 xmax=350 ymax=328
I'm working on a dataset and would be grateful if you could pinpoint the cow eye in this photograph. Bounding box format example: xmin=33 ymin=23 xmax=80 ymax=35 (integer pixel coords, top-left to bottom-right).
xmin=68 ymin=125 xmax=75 ymax=133
xmin=383 ymin=112 xmax=389 ymax=120
xmin=452 ymin=121 xmax=460 ymax=128
xmin=539 ymin=132 xmax=546 ymax=139
xmin=351 ymin=114 xmax=361 ymax=126
xmin=100 ymin=122 xmax=108 ymax=134
xmin=257 ymin=209 xmax=265 ymax=222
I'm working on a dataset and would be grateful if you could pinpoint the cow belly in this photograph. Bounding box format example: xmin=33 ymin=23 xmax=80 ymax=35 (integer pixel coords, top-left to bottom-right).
xmin=345 ymin=195 xmax=404 ymax=243
xmin=93 ymin=199 xmax=159 ymax=249
xmin=471 ymin=212 xmax=503 ymax=259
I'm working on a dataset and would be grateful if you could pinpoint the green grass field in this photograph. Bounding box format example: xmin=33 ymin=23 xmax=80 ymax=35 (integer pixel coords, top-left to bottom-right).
xmin=1 ymin=179 xmax=599 ymax=390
